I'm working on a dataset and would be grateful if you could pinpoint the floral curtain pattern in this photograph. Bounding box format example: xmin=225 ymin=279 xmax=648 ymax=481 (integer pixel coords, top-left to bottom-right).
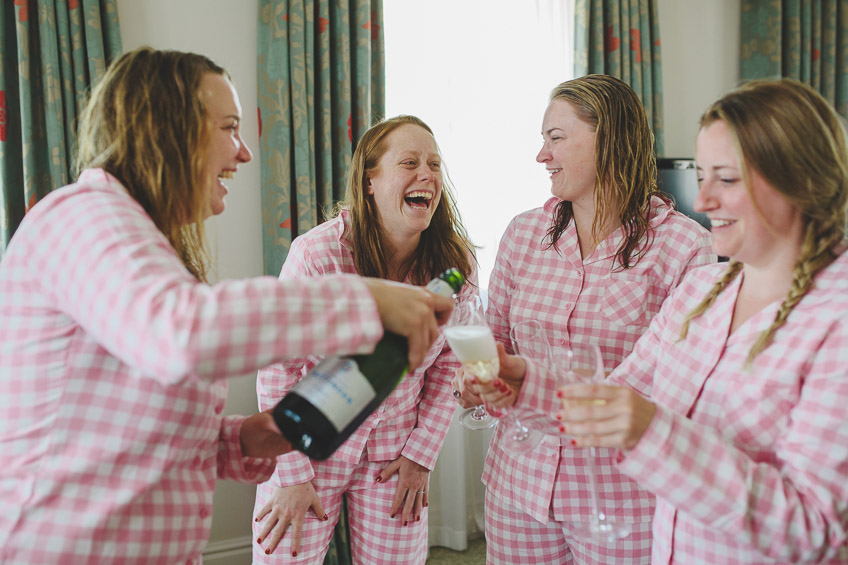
xmin=0 ymin=0 xmax=122 ymax=259
xmin=257 ymin=0 xmax=384 ymax=277
xmin=740 ymin=0 xmax=848 ymax=118
xmin=574 ymin=0 xmax=664 ymax=154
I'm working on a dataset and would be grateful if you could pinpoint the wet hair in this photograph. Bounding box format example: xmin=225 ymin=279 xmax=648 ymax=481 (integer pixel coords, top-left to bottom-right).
xmin=76 ymin=46 xmax=228 ymax=282
xmin=545 ymin=74 xmax=667 ymax=269
xmin=334 ymin=115 xmax=473 ymax=285
xmin=679 ymin=79 xmax=848 ymax=363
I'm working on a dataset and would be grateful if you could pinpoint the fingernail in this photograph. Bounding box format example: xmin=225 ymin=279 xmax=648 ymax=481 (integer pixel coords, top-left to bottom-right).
xmin=559 ymin=425 xmax=566 ymax=433
xmin=403 ymin=520 xmax=408 ymax=526
xmin=570 ymin=438 xmax=577 ymax=446
xmin=390 ymin=513 xmax=395 ymax=518
xmin=292 ymin=551 xmax=298 ymax=557
xmin=265 ymin=549 xmax=271 ymax=555
xmin=256 ymin=537 xmax=262 ymax=543
xmin=375 ymin=476 xmax=382 ymax=483
xmin=323 ymin=514 xmax=328 ymax=521
xmin=416 ymin=515 xmax=421 ymax=521
xmin=556 ymin=390 xmax=563 ymax=398
xmin=555 ymin=413 xmax=562 ymax=421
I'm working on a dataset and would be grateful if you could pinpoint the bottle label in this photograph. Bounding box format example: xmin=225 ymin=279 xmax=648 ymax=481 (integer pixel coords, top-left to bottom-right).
xmin=291 ymin=357 xmax=377 ymax=432
xmin=426 ymin=278 xmax=455 ymax=297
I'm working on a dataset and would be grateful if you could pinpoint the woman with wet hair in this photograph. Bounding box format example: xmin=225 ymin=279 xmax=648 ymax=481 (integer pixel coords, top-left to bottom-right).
xmin=457 ymin=74 xmax=714 ymax=564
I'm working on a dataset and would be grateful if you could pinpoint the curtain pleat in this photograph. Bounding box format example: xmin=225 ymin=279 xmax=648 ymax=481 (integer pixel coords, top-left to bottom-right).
xmin=0 ymin=0 xmax=121 ymax=259
xmin=575 ymin=0 xmax=664 ymax=154
xmin=740 ymin=0 xmax=848 ymax=119
xmin=257 ymin=0 xmax=384 ymax=278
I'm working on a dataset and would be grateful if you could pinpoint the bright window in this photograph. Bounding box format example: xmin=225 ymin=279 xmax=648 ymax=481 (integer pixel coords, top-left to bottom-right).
xmin=385 ymin=0 xmax=575 ymax=289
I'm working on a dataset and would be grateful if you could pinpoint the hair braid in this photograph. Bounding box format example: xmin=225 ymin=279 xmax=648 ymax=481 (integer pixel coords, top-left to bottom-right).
xmin=746 ymin=222 xmax=842 ymax=363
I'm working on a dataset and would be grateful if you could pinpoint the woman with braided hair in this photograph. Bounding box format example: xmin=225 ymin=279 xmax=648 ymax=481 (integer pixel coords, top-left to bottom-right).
xmin=547 ymin=78 xmax=848 ymax=562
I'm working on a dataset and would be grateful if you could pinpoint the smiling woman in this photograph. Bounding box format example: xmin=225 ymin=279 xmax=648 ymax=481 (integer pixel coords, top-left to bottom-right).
xmin=252 ymin=115 xmax=477 ymax=564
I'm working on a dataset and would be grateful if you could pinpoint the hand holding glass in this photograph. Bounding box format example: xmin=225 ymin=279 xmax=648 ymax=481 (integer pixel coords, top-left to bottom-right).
xmin=443 ymin=296 xmax=498 ymax=430
xmin=556 ymin=343 xmax=630 ymax=542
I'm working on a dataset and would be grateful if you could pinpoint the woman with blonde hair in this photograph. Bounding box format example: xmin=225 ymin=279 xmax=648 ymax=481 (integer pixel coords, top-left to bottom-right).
xmin=253 ymin=115 xmax=477 ymax=563
xmin=455 ymin=74 xmax=714 ymax=563
xmin=556 ymin=79 xmax=848 ymax=562
xmin=0 ymin=48 xmax=452 ymax=564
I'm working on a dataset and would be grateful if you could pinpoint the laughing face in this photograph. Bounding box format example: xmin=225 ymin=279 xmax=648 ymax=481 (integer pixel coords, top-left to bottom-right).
xmin=199 ymin=73 xmax=252 ymax=219
xmin=367 ymin=124 xmax=443 ymax=241
xmin=694 ymin=120 xmax=803 ymax=266
xmin=536 ymin=98 xmax=598 ymax=209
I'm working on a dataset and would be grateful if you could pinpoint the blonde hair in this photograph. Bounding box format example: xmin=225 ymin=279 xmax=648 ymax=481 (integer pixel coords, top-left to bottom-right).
xmin=334 ymin=115 xmax=473 ymax=285
xmin=545 ymin=74 xmax=667 ymax=269
xmin=680 ymin=79 xmax=848 ymax=363
xmin=76 ymin=47 xmax=227 ymax=282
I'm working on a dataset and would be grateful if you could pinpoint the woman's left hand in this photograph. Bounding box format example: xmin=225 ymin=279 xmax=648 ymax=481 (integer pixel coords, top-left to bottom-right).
xmin=556 ymin=383 xmax=656 ymax=450
xmin=375 ymin=456 xmax=429 ymax=526
xmin=240 ymin=410 xmax=292 ymax=458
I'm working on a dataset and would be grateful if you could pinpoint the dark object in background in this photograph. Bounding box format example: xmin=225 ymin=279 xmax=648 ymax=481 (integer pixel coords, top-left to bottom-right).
xmin=657 ymin=158 xmax=710 ymax=230
xmin=658 ymin=158 xmax=727 ymax=261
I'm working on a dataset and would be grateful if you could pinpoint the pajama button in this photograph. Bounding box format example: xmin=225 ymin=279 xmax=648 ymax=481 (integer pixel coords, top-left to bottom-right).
xmin=214 ymin=404 xmax=224 ymax=414
xmin=200 ymin=507 xmax=210 ymax=519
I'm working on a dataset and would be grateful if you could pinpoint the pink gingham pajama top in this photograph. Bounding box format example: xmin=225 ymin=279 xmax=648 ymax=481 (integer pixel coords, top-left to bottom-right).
xmin=0 ymin=169 xmax=384 ymax=564
xmin=484 ymin=196 xmax=715 ymax=526
xmin=607 ymin=255 xmax=848 ymax=563
xmin=256 ymin=210 xmax=476 ymax=487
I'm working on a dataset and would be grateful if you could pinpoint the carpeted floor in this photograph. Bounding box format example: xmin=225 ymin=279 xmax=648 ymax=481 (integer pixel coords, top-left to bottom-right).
xmin=426 ymin=537 xmax=486 ymax=565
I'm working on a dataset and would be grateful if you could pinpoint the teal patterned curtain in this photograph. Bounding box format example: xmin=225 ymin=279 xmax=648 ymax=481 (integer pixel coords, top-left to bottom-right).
xmin=257 ymin=0 xmax=384 ymax=278
xmin=0 ymin=0 xmax=122 ymax=259
xmin=740 ymin=0 xmax=848 ymax=118
xmin=257 ymin=2 xmax=384 ymax=563
xmin=574 ymin=0 xmax=664 ymax=154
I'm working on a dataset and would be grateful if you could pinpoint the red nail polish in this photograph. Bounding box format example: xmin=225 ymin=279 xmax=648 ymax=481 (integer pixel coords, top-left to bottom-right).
xmin=556 ymin=390 xmax=563 ymax=398
xmin=323 ymin=514 xmax=328 ymax=521
xmin=256 ymin=537 xmax=262 ymax=543
xmin=559 ymin=425 xmax=566 ymax=433
xmin=390 ymin=514 xmax=395 ymax=518
xmin=555 ymin=413 xmax=562 ymax=421
xmin=403 ymin=520 xmax=408 ymax=526
xmin=292 ymin=551 xmax=298 ymax=557
xmin=570 ymin=439 xmax=577 ymax=446
xmin=265 ymin=549 xmax=271 ymax=555
xmin=375 ymin=476 xmax=382 ymax=483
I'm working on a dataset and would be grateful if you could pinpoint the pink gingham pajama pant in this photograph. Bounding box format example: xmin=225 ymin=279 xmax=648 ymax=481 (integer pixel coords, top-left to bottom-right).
xmin=253 ymin=453 xmax=428 ymax=564
xmin=485 ymin=489 xmax=652 ymax=564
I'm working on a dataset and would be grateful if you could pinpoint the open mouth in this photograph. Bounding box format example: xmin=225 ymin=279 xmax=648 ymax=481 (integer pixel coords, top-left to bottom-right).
xmin=547 ymin=168 xmax=562 ymax=179
xmin=219 ymin=171 xmax=235 ymax=181
xmin=404 ymin=191 xmax=434 ymax=210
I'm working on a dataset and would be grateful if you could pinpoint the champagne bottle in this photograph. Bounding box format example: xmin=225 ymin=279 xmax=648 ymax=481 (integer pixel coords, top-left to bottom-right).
xmin=273 ymin=268 xmax=466 ymax=460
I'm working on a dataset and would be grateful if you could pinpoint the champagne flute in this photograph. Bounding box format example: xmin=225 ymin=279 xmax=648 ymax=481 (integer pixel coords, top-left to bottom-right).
xmin=444 ymin=295 xmax=498 ymax=430
xmin=501 ymin=320 xmax=548 ymax=453
xmin=556 ymin=343 xmax=631 ymax=542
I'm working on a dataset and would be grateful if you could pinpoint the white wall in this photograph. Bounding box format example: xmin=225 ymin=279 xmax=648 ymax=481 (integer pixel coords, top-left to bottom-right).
xmin=114 ymin=1 xmax=740 ymax=562
xmin=658 ymin=0 xmax=741 ymax=157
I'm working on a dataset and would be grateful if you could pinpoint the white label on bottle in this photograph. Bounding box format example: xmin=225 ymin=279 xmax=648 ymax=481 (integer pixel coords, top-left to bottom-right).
xmin=291 ymin=357 xmax=377 ymax=432
xmin=425 ymin=279 xmax=455 ymax=297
